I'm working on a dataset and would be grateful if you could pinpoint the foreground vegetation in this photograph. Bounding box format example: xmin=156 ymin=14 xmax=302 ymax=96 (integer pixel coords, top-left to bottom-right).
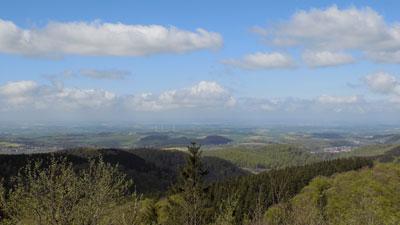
xmin=264 ymin=162 xmax=400 ymax=224
xmin=1 ymin=142 xmax=387 ymax=224
xmin=0 ymin=156 xmax=140 ymax=224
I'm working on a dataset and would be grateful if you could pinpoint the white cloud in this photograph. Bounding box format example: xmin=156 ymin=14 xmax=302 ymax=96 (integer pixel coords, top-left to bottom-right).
xmin=363 ymin=72 xmax=400 ymax=95
xmin=0 ymin=80 xmax=116 ymax=111
xmin=364 ymin=50 xmax=400 ymax=63
xmin=262 ymin=5 xmax=400 ymax=64
xmin=220 ymin=52 xmax=297 ymax=70
xmin=0 ymin=80 xmax=235 ymax=113
xmin=1 ymin=80 xmax=400 ymax=122
xmin=0 ymin=19 xmax=222 ymax=57
xmin=80 ymin=69 xmax=131 ymax=79
xmin=0 ymin=80 xmax=38 ymax=96
xmin=126 ymin=81 xmax=235 ymax=111
xmin=317 ymin=95 xmax=361 ymax=104
xmin=301 ymin=50 xmax=356 ymax=67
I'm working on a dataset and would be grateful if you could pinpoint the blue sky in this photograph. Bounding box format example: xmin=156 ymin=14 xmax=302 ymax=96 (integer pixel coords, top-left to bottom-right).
xmin=1 ymin=0 xmax=400 ymax=124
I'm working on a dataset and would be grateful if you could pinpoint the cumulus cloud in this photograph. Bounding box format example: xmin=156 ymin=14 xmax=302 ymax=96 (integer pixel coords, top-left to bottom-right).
xmin=0 ymin=80 xmax=116 ymax=111
xmin=363 ymin=72 xmax=400 ymax=95
xmin=125 ymin=81 xmax=236 ymax=111
xmin=301 ymin=50 xmax=356 ymax=67
xmin=0 ymin=80 xmax=235 ymax=113
xmin=0 ymin=19 xmax=223 ymax=57
xmin=0 ymin=80 xmax=38 ymax=96
xmin=80 ymin=69 xmax=131 ymax=79
xmin=220 ymin=52 xmax=297 ymax=70
xmin=259 ymin=5 xmax=400 ymax=64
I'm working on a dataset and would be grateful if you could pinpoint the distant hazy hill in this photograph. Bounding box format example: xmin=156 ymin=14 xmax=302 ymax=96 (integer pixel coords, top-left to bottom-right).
xmin=137 ymin=134 xmax=232 ymax=147
xmin=309 ymin=132 xmax=343 ymax=139
xmin=367 ymin=134 xmax=400 ymax=145
xmin=204 ymin=144 xmax=321 ymax=169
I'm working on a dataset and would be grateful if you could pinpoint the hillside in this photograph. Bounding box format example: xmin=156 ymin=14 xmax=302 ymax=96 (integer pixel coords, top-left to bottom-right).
xmin=264 ymin=162 xmax=400 ymax=224
xmin=204 ymin=144 xmax=321 ymax=169
xmin=126 ymin=148 xmax=248 ymax=181
xmin=373 ymin=145 xmax=400 ymax=162
xmin=206 ymin=157 xmax=373 ymax=224
xmin=343 ymin=144 xmax=394 ymax=157
xmin=0 ymin=147 xmax=248 ymax=194
xmin=342 ymin=144 xmax=400 ymax=158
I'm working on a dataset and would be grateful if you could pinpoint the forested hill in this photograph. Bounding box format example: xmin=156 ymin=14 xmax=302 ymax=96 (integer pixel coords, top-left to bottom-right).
xmin=137 ymin=134 xmax=232 ymax=147
xmin=204 ymin=144 xmax=321 ymax=169
xmin=205 ymin=157 xmax=373 ymax=224
xmin=0 ymin=148 xmax=248 ymax=194
xmin=263 ymin=162 xmax=400 ymax=224
xmin=125 ymin=148 xmax=248 ymax=181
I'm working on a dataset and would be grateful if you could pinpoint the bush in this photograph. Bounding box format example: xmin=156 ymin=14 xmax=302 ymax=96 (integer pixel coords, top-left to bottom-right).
xmin=1 ymin=155 xmax=140 ymax=225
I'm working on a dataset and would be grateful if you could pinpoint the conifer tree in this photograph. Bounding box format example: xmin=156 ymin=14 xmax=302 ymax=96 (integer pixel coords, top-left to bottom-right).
xmin=173 ymin=142 xmax=208 ymax=225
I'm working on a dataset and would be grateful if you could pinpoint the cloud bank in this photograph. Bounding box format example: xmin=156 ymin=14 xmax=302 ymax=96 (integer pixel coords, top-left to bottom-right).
xmin=0 ymin=80 xmax=235 ymax=113
xmin=0 ymin=79 xmax=399 ymax=122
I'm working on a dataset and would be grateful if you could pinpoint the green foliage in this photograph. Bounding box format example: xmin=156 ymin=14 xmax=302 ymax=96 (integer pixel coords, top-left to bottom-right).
xmin=0 ymin=155 xmax=140 ymax=225
xmin=141 ymin=198 xmax=159 ymax=225
xmin=204 ymin=144 xmax=320 ymax=169
xmin=207 ymin=157 xmax=373 ymax=224
xmin=212 ymin=194 xmax=239 ymax=225
xmin=373 ymin=145 xmax=400 ymax=163
xmin=264 ymin=162 xmax=400 ymax=225
xmin=0 ymin=180 xmax=6 ymax=221
xmin=169 ymin=142 xmax=209 ymax=225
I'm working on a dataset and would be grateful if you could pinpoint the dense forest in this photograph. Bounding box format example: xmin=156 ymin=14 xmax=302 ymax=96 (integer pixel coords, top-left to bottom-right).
xmin=0 ymin=148 xmax=247 ymax=194
xmin=1 ymin=143 xmax=399 ymax=224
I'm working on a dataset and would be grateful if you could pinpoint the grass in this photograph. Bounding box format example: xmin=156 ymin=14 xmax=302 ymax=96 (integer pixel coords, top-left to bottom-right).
xmin=0 ymin=142 xmax=23 ymax=147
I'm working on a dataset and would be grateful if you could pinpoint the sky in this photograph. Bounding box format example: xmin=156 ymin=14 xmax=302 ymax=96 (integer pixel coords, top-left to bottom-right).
xmin=1 ymin=0 xmax=400 ymax=125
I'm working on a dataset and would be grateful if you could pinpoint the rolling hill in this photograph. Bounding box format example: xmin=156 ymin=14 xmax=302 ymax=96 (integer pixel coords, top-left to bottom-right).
xmin=203 ymin=144 xmax=321 ymax=169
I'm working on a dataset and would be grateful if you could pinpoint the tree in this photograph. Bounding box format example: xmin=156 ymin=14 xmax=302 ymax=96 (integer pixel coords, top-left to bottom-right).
xmin=1 ymin=155 xmax=140 ymax=225
xmin=0 ymin=181 xmax=6 ymax=222
xmin=171 ymin=142 xmax=209 ymax=225
xmin=141 ymin=198 xmax=159 ymax=225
